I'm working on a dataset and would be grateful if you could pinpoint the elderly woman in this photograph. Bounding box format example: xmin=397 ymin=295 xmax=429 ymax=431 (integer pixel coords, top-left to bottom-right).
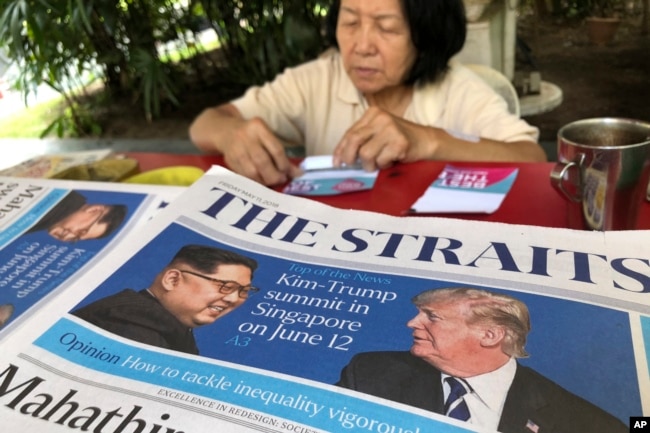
xmin=189 ymin=0 xmax=546 ymax=186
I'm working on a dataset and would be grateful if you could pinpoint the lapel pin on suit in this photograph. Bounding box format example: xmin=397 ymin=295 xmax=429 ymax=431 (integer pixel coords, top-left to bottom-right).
xmin=525 ymin=419 xmax=540 ymax=432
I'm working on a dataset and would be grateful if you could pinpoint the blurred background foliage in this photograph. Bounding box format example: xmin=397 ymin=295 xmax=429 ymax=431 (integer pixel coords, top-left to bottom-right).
xmin=530 ymin=0 xmax=628 ymax=19
xmin=0 ymin=0 xmax=332 ymax=137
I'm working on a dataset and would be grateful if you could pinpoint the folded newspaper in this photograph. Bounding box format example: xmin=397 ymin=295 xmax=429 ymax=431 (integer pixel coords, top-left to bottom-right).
xmin=0 ymin=166 xmax=646 ymax=432
xmin=0 ymin=176 xmax=184 ymax=338
xmin=0 ymin=150 xmax=115 ymax=178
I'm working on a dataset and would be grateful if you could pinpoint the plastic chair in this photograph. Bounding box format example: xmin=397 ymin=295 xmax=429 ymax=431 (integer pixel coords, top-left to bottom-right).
xmin=465 ymin=64 xmax=520 ymax=116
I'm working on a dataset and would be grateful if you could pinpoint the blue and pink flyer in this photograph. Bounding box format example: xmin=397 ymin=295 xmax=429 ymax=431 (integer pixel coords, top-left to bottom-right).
xmin=410 ymin=165 xmax=519 ymax=213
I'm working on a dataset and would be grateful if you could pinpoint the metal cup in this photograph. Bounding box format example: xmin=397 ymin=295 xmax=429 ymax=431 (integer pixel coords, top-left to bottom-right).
xmin=550 ymin=118 xmax=650 ymax=230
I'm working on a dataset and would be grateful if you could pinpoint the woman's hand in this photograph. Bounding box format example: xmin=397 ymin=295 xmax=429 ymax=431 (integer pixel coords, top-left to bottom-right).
xmin=332 ymin=106 xmax=547 ymax=168
xmin=221 ymin=117 xmax=301 ymax=186
xmin=190 ymin=104 xmax=301 ymax=186
xmin=332 ymin=107 xmax=433 ymax=171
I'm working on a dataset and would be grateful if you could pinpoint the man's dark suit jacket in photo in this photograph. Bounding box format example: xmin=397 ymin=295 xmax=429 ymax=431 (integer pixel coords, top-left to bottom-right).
xmin=336 ymin=351 xmax=627 ymax=433
xmin=72 ymin=289 xmax=199 ymax=355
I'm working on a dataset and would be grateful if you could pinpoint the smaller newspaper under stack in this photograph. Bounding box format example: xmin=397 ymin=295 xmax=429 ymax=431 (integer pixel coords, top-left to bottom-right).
xmin=0 ymin=175 xmax=184 ymax=338
xmin=0 ymin=149 xmax=140 ymax=182
xmin=0 ymin=149 xmax=115 ymax=178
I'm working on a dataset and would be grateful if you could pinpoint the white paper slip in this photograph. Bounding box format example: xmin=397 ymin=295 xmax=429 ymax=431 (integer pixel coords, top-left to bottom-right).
xmin=410 ymin=164 xmax=519 ymax=213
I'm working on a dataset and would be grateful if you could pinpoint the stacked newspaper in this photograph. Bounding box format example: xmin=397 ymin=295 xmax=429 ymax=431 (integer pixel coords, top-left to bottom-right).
xmin=0 ymin=149 xmax=116 ymax=178
xmin=0 ymin=176 xmax=184 ymax=338
xmin=0 ymin=166 xmax=646 ymax=432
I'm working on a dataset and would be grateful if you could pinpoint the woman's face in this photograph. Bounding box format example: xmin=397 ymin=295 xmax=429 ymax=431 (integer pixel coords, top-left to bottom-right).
xmin=336 ymin=0 xmax=417 ymax=95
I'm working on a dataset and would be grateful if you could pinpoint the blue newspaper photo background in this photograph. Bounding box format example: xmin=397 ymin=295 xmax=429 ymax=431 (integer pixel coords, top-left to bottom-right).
xmin=71 ymin=223 xmax=640 ymax=422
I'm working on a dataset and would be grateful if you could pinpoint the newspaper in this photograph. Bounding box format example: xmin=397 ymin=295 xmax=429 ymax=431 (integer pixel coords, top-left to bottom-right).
xmin=0 ymin=176 xmax=184 ymax=338
xmin=0 ymin=165 xmax=646 ymax=432
xmin=0 ymin=150 xmax=115 ymax=178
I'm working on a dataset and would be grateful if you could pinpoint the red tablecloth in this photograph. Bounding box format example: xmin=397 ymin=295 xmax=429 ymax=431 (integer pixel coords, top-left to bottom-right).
xmin=124 ymin=152 xmax=650 ymax=230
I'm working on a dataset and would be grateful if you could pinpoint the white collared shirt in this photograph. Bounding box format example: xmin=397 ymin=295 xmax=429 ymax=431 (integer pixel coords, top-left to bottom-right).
xmin=232 ymin=52 xmax=539 ymax=156
xmin=442 ymin=358 xmax=517 ymax=431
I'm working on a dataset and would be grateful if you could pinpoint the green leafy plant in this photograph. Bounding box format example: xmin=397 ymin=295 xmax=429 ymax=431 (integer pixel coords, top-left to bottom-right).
xmin=547 ymin=0 xmax=622 ymax=19
xmin=40 ymin=102 xmax=103 ymax=138
xmin=586 ymin=0 xmax=622 ymax=17
xmin=201 ymin=0 xmax=331 ymax=86
xmin=0 ymin=0 xmax=332 ymax=135
xmin=0 ymin=0 xmax=201 ymax=131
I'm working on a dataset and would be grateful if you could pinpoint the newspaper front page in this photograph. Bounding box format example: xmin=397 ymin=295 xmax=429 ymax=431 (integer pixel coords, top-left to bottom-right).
xmin=0 ymin=166 xmax=646 ymax=432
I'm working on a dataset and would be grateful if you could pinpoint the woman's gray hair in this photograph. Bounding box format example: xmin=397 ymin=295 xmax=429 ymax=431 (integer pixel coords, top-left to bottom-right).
xmin=412 ymin=287 xmax=531 ymax=358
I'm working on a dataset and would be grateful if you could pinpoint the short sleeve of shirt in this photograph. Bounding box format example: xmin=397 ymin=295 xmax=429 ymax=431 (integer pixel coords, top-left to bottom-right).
xmin=231 ymin=54 xmax=369 ymax=155
xmin=232 ymin=53 xmax=539 ymax=156
xmin=232 ymin=74 xmax=304 ymax=145
xmin=411 ymin=64 xmax=540 ymax=143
